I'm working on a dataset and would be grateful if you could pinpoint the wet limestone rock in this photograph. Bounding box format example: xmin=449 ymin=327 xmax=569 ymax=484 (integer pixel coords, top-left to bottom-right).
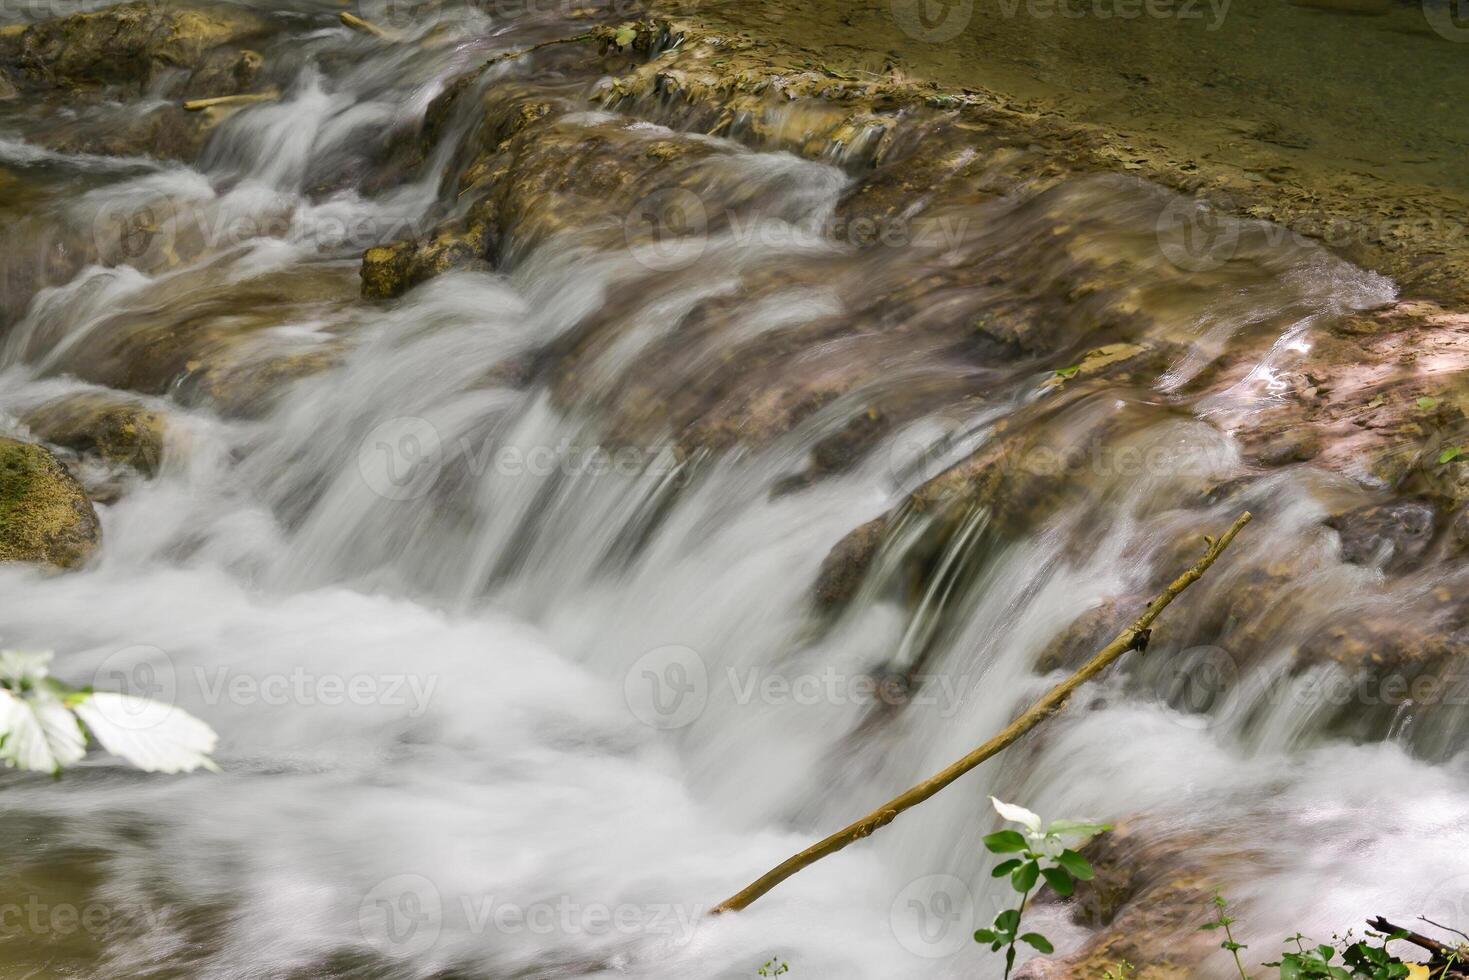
xmin=1326 ymin=499 xmax=1438 ymax=572
xmin=22 ymin=393 xmax=167 ymax=476
xmin=0 ymin=438 xmax=100 ymax=569
xmin=361 ymin=231 xmax=488 ymax=299
xmin=12 ymin=1 xmax=272 ymax=95
xmin=14 ymin=265 xmax=360 ymax=417
xmin=1016 ymin=821 xmax=1254 ymax=979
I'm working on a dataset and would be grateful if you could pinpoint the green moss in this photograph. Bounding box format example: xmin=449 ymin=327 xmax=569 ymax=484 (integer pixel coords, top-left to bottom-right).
xmin=0 ymin=438 xmax=100 ymax=569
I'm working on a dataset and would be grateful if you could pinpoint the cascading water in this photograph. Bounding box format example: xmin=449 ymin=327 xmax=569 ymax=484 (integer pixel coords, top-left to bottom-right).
xmin=2 ymin=2 xmax=1468 ymax=978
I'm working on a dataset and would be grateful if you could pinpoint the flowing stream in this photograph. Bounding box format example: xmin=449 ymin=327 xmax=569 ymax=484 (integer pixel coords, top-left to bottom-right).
xmin=2 ymin=2 xmax=1468 ymax=978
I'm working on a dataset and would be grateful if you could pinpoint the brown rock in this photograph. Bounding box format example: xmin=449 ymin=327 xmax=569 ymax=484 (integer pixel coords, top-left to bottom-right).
xmin=16 ymin=2 xmax=272 ymax=95
xmin=22 ymin=393 xmax=167 ymax=476
xmin=1326 ymin=499 xmax=1438 ymax=572
xmin=0 ymin=438 xmax=100 ymax=570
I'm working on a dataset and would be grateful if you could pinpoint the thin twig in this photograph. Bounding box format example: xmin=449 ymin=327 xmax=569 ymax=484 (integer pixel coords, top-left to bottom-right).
xmin=710 ymin=511 xmax=1253 ymax=914
xmin=1422 ymin=918 xmax=1469 ymax=945
xmin=479 ymin=31 xmax=597 ymax=71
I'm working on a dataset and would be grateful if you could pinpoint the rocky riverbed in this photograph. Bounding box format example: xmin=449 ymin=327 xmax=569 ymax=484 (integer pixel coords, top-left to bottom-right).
xmin=1 ymin=1 xmax=1466 ymax=977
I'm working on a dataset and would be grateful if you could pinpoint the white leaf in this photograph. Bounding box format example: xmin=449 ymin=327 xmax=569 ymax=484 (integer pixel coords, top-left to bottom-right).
xmin=0 ymin=688 xmax=86 ymax=774
xmin=990 ymin=797 xmax=1043 ymax=833
xmin=74 ymin=694 xmax=218 ymax=774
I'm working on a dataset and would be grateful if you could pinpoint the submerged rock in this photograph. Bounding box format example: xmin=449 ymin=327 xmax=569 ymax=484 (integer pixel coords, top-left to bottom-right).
xmin=1327 ymin=499 xmax=1438 ymax=572
xmin=12 ymin=265 xmax=360 ymax=417
xmin=22 ymin=393 xmax=168 ymax=477
xmin=0 ymin=438 xmax=100 ymax=569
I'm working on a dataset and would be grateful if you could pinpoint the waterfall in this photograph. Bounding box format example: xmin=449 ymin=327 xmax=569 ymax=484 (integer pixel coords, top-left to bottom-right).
xmin=2 ymin=1 xmax=1466 ymax=978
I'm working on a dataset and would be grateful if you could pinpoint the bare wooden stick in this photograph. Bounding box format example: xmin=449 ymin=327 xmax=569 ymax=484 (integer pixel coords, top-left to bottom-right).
xmin=339 ymin=11 xmax=403 ymax=42
xmin=182 ymin=91 xmax=280 ymax=112
xmin=710 ymin=511 xmax=1253 ymax=915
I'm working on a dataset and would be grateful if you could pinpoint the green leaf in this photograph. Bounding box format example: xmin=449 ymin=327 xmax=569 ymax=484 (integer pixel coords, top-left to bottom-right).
xmin=1056 ymin=850 xmax=1094 ymax=881
xmin=995 ymin=909 xmax=1021 ymax=933
xmin=1049 ymin=820 xmax=1112 ymax=837
xmin=974 ymin=929 xmax=997 ymax=944
xmin=1053 ymin=365 xmax=1080 ymax=379
xmin=983 ymin=830 xmax=1030 ymax=853
xmin=1011 ymin=860 xmax=1040 ymax=893
xmin=1020 ymin=932 xmax=1055 ymax=953
xmin=1439 ymin=446 xmax=1465 ymax=464
xmin=992 ymin=859 xmax=1024 ymax=877
xmin=1041 ymin=866 xmax=1074 ymax=896
xmin=613 ymin=25 xmax=637 ymax=48
xmin=1417 ymin=396 xmax=1439 ymax=410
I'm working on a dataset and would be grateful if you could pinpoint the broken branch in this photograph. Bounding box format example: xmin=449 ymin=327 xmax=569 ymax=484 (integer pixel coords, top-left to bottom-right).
xmin=710 ymin=510 xmax=1253 ymax=915
xmin=339 ymin=11 xmax=402 ymax=42
xmin=181 ymin=91 xmax=280 ymax=112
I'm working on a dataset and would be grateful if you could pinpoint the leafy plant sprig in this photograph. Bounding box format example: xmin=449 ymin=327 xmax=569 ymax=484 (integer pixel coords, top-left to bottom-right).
xmin=974 ymin=797 xmax=1111 ymax=979
xmin=0 ymin=649 xmax=217 ymax=775
xmin=1202 ymin=892 xmax=1250 ymax=979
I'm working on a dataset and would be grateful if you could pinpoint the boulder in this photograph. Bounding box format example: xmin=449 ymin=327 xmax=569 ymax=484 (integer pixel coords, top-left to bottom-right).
xmin=0 ymin=438 xmax=100 ymax=569
xmin=12 ymin=2 xmax=272 ymax=96
xmin=22 ymin=393 xmax=168 ymax=476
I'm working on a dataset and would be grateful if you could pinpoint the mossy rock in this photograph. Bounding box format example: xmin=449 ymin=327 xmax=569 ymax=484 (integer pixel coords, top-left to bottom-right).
xmin=22 ymin=393 xmax=167 ymax=476
xmin=0 ymin=438 xmax=100 ymax=569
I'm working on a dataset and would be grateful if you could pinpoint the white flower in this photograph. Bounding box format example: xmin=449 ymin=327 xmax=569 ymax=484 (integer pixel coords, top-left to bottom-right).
xmin=0 ymin=687 xmax=86 ymax=774
xmin=991 ymin=797 xmax=1110 ymax=853
xmin=0 ymin=648 xmax=218 ymax=775
xmin=0 ymin=648 xmax=55 ymax=687
xmin=990 ymin=797 xmax=1044 ymax=834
